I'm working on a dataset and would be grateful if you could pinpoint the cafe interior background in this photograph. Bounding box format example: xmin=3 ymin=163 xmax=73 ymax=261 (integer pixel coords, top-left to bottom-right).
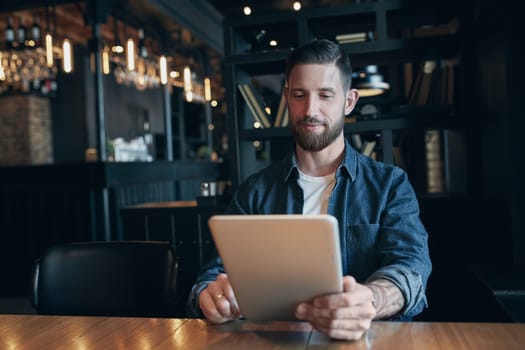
xmin=0 ymin=0 xmax=524 ymax=323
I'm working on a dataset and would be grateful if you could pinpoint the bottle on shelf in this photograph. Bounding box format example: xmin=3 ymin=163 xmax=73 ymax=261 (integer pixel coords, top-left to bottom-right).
xmin=249 ymin=29 xmax=267 ymax=52
xmin=17 ymin=16 xmax=27 ymax=49
xmin=31 ymin=78 xmax=42 ymax=93
xmin=41 ymin=79 xmax=52 ymax=96
xmin=5 ymin=16 xmax=15 ymax=49
xmin=21 ymin=79 xmax=31 ymax=93
xmin=138 ymin=28 xmax=148 ymax=58
xmin=31 ymin=14 xmax=42 ymax=48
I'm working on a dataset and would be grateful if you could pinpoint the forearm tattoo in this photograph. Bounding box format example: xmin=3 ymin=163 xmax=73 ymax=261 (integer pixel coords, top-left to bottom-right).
xmin=366 ymin=279 xmax=405 ymax=319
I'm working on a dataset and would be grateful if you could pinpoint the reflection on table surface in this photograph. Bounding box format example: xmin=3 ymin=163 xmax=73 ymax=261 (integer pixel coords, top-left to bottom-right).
xmin=1 ymin=314 xmax=525 ymax=349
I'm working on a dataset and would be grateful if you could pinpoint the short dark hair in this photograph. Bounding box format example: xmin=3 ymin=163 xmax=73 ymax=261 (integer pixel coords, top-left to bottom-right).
xmin=285 ymin=39 xmax=352 ymax=91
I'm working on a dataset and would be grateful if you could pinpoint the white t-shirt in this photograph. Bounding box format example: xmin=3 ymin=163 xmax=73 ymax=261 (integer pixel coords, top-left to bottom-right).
xmin=298 ymin=170 xmax=336 ymax=215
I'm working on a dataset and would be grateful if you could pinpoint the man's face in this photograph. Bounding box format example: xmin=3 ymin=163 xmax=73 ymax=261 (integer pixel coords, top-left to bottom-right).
xmin=285 ymin=63 xmax=357 ymax=152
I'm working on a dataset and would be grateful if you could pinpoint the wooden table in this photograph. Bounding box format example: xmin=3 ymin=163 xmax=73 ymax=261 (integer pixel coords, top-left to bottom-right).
xmin=1 ymin=314 xmax=525 ymax=349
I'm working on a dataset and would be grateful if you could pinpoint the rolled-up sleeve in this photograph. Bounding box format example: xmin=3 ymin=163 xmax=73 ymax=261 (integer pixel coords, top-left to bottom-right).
xmin=367 ymin=168 xmax=432 ymax=317
xmin=186 ymin=257 xmax=226 ymax=318
xmin=367 ymin=264 xmax=429 ymax=317
xmin=186 ymin=184 xmax=251 ymax=318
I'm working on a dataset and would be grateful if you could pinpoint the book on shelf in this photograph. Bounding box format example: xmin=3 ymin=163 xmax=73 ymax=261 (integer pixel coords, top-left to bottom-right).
xmin=349 ymin=133 xmax=378 ymax=158
xmin=273 ymin=92 xmax=288 ymax=128
xmin=281 ymin=107 xmax=289 ymax=127
xmin=416 ymin=60 xmax=437 ymax=105
xmin=442 ymin=129 xmax=467 ymax=193
xmin=407 ymin=58 xmax=458 ymax=107
xmin=238 ymin=83 xmax=272 ymax=128
xmin=403 ymin=62 xmax=414 ymax=99
xmin=428 ymin=60 xmax=457 ymax=106
xmin=361 ymin=140 xmax=377 ymax=157
xmin=335 ymin=32 xmax=368 ymax=44
xmin=439 ymin=65 xmax=448 ymax=105
xmin=425 ymin=129 xmax=445 ymax=193
xmin=420 ymin=129 xmax=468 ymax=194
xmin=349 ymin=134 xmax=363 ymax=151
xmin=443 ymin=59 xmax=458 ymax=105
xmin=407 ymin=63 xmax=423 ymax=104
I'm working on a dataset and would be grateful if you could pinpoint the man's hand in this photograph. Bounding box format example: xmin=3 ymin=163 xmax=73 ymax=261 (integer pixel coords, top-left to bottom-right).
xmin=295 ymin=276 xmax=376 ymax=340
xmin=198 ymin=273 xmax=242 ymax=324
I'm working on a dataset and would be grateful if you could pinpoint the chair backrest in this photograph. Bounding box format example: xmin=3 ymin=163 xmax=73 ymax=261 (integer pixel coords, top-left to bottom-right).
xmin=32 ymin=241 xmax=178 ymax=317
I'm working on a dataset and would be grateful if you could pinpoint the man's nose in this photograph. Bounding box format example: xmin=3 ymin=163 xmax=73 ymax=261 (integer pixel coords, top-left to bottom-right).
xmin=305 ymin=96 xmax=319 ymax=117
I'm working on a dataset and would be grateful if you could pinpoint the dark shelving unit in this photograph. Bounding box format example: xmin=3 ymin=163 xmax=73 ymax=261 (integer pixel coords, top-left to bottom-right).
xmin=221 ymin=0 xmax=525 ymax=322
xmin=223 ymin=0 xmax=470 ymax=197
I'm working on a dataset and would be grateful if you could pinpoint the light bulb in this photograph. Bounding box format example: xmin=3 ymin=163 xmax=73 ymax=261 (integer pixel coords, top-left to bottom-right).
xmin=102 ymin=46 xmax=110 ymax=75
xmin=159 ymin=56 xmax=168 ymax=85
xmin=204 ymin=77 xmax=211 ymax=101
xmin=62 ymin=38 xmax=73 ymax=73
xmin=185 ymin=90 xmax=193 ymax=102
xmin=111 ymin=45 xmax=123 ymax=54
xmin=183 ymin=66 xmax=192 ymax=92
xmin=126 ymin=38 xmax=135 ymax=71
xmin=45 ymin=33 xmax=53 ymax=67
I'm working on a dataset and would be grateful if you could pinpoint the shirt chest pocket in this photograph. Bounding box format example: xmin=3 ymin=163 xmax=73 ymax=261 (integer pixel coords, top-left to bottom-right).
xmin=345 ymin=224 xmax=380 ymax=280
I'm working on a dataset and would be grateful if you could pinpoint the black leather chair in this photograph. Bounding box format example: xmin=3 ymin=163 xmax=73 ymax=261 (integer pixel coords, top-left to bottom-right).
xmin=32 ymin=241 xmax=178 ymax=317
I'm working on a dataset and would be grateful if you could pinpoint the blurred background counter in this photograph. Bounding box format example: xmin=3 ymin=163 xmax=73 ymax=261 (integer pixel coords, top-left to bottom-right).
xmin=0 ymin=160 xmax=220 ymax=297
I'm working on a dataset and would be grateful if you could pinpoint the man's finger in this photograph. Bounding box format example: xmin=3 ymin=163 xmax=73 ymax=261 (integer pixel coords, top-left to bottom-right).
xmin=343 ymin=276 xmax=357 ymax=292
xmin=199 ymin=290 xmax=225 ymax=323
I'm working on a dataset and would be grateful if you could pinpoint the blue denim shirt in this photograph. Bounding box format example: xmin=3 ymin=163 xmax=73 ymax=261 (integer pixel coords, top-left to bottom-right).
xmin=188 ymin=139 xmax=431 ymax=318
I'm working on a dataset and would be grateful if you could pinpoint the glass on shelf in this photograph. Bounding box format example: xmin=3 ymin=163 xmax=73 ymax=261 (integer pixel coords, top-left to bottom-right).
xmin=0 ymin=46 xmax=58 ymax=95
xmin=110 ymin=137 xmax=153 ymax=162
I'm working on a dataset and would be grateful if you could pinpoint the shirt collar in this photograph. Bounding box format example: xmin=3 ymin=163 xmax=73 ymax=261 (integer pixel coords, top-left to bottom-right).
xmin=283 ymin=138 xmax=357 ymax=182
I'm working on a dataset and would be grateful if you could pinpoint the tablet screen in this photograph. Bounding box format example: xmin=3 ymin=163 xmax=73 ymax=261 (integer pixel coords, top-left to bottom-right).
xmin=208 ymin=214 xmax=343 ymax=321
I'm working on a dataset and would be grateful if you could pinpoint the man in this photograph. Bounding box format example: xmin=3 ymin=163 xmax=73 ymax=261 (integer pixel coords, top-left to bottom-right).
xmin=187 ymin=39 xmax=431 ymax=341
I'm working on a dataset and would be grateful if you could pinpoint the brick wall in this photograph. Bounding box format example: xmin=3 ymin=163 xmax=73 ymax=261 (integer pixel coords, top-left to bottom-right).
xmin=0 ymin=95 xmax=53 ymax=165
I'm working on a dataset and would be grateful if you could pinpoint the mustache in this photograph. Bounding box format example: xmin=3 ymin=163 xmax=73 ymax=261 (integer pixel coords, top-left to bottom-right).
xmin=299 ymin=116 xmax=325 ymax=125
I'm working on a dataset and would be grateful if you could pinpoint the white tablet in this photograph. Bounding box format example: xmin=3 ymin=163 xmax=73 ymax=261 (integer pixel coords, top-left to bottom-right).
xmin=208 ymin=214 xmax=343 ymax=321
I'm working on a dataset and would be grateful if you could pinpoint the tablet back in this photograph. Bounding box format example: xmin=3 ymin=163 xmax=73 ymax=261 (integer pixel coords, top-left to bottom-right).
xmin=208 ymin=214 xmax=342 ymax=321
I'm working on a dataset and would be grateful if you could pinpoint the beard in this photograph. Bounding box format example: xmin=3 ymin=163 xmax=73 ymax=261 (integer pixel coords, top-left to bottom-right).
xmin=290 ymin=113 xmax=345 ymax=152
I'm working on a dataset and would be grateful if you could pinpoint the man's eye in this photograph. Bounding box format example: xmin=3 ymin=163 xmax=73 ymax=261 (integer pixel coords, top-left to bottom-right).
xmin=321 ymin=94 xmax=334 ymax=99
xmin=292 ymin=94 xmax=304 ymax=99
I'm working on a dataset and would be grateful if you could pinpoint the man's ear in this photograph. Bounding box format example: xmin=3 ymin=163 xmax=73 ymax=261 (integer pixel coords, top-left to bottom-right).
xmin=345 ymin=88 xmax=360 ymax=115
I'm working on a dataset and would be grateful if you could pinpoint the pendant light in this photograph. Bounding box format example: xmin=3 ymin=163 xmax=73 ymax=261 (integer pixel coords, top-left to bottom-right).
xmin=352 ymin=65 xmax=390 ymax=97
